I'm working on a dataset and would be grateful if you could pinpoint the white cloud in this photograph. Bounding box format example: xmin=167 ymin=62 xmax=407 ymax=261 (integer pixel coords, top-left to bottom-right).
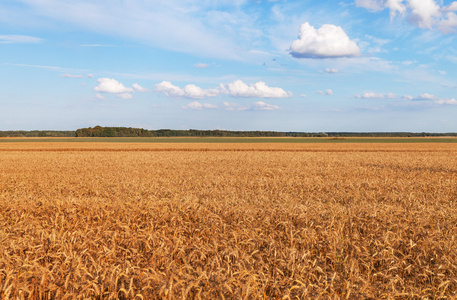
xmin=252 ymin=101 xmax=280 ymax=110
xmin=355 ymin=0 xmax=385 ymax=12
xmin=182 ymin=101 xmax=218 ymax=110
xmin=357 ymin=0 xmax=457 ymax=33
xmin=355 ymin=92 xmax=396 ymax=99
xmin=407 ymin=0 xmax=441 ymax=29
xmin=0 ymin=35 xmax=43 ymax=44
xmin=87 ymin=74 xmax=95 ymax=78
xmin=155 ymin=81 xmax=219 ymax=99
xmin=434 ymin=98 xmax=457 ymax=105
xmin=194 ymin=63 xmax=209 ymax=68
xmin=317 ymin=89 xmax=333 ymax=96
xmin=221 ymin=80 xmax=292 ymax=98
xmin=118 ymin=93 xmax=133 ymax=99
xmin=438 ymin=12 xmax=457 ymax=33
xmin=356 ymin=0 xmax=406 ymax=20
xmin=155 ymin=80 xmax=292 ymax=99
xmin=155 ymin=81 xmax=185 ymax=97
xmin=222 ymin=101 xmax=280 ymax=111
xmin=443 ymin=2 xmax=457 ymax=12
xmin=417 ymin=93 xmax=438 ymax=100
xmin=326 ymin=68 xmax=338 ymax=73
xmin=290 ymin=22 xmax=360 ymax=59
xmin=403 ymin=93 xmax=457 ymax=105
xmin=223 ymin=102 xmax=250 ymax=111
xmin=94 ymin=78 xmax=134 ymax=93
xmin=133 ymin=83 xmax=148 ymax=92
xmin=59 ymin=73 xmax=84 ymax=78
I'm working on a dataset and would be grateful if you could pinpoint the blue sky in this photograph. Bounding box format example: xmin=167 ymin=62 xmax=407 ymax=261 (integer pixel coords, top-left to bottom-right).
xmin=1 ymin=0 xmax=457 ymax=132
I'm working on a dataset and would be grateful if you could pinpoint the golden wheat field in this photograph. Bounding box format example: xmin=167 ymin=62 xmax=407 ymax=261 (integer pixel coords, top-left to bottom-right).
xmin=1 ymin=141 xmax=457 ymax=299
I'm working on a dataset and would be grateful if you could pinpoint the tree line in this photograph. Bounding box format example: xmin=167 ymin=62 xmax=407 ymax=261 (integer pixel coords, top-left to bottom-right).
xmin=1 ymin=126 xmax=457 ymax=138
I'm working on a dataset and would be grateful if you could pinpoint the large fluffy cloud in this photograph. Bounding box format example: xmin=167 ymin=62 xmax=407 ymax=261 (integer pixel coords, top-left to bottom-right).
xmin=356 ymin=0 xmax=457 ymax=33
xmin=155 ymin=80 xmax=292 ymax=99
xmin=289 ymin=22 xmax=360 ymax=59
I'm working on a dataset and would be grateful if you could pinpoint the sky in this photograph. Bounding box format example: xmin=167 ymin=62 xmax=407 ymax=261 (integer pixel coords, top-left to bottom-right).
xmin=1 ymin=0 xmax=457 ymax=132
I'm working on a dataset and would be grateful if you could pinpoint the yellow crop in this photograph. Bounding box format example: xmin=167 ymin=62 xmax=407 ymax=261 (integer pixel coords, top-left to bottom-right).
xmin=0 ymin=142 xmax=456 ymax=299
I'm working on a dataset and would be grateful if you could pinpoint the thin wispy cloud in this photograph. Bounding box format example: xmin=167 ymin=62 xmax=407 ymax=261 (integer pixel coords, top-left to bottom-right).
xmin=5 ymin=63 xmax=88 ymax=73
xmin=0 ymin=35 xmax=43 ymax=44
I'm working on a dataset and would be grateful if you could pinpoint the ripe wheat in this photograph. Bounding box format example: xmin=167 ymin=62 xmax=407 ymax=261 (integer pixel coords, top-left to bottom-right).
xmin=0 ymin=142 xmax=456 ymax=299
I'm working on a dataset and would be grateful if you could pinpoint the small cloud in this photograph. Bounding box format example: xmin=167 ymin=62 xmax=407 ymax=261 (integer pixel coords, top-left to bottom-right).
xmin=317 ymin=89 xmax=333 ymax=96
xmin=290 ymin=22 xmax=360 ymax=59
xmin=300 ymin=94 xmax=307 ymax=98
xmin=355 ymin=0 xmax=386 ymax=12
xmin=59 ymin=73 xmax=84 ymax=78
xmin=252 ymin=101 xmax=280 ymax=110
xmin=417 ymin=93 xmax=438 ymax=100
xmin=402 ymin=60 xmax=417 ymax=66
xmin=133 ymin=83 xmax=148 ymax=92
xmin=155 ymin=81 xmax=219 ymax=99
xmin=403 ymin=93 xmax=457 ymax=105
xmin=0 ymin=35 xmax=43 ymax=44
xmin=325 ymin=68 xmax=338 ymax=74
xmin=438 ymin=70 xmax=447 ymax=75
xmin=182 ymin=101 xmax=218 ymax=110
xmin=194 ymin=63 xmax=210 ymax=68
xmin=117 ymin=93 xmax=133 ymax=99
xmin=223 ymin=102 xmax=250 ymax=111
xmin=87 ymin=74 xmax=95 ymax=78
xmin=434 ymin=98 xmax=457 ymax=105
xmin=95 ymin=94 xmax=105 ymax=100
xmin=221 ymin=80 xmax=293 ymax=98
xmin=355 ymin=92 xmax=396 ymax=99
xmin=94 ymin=78 xmax=134 ymax=93
xmin=402 ymin=95 xmax=414 ymax=100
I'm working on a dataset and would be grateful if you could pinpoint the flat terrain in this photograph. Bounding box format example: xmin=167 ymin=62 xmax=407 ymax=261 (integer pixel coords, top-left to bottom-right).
xmin=1 ymin=141 xmax=456 ymax=299
xmin=1 ymin=136 xmax=457 ymax=143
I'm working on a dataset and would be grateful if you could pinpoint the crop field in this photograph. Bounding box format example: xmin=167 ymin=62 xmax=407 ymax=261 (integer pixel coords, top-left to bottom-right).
xmin=1 ymin=141 xmax=456 ymax=299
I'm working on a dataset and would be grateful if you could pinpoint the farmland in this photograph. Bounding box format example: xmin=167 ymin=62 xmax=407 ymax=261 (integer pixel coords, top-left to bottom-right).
xmin=1 ymin=141 xmax=456 ymax=299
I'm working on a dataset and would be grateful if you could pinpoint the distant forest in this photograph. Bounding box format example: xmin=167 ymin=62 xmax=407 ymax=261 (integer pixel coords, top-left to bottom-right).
xmin=1 ymin=126 xmax=457 ymax=138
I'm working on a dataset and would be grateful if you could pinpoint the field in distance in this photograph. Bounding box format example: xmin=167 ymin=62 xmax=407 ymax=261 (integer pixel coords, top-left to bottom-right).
xmin=1 ymin=136 xmax=457 ymax=143
xmin=0 ymin=142 xmax=456 ymax=299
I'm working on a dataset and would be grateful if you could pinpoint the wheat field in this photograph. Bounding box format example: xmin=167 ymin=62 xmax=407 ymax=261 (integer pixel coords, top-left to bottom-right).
xmin=0 ymin=141 xmax=456 ymax=299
